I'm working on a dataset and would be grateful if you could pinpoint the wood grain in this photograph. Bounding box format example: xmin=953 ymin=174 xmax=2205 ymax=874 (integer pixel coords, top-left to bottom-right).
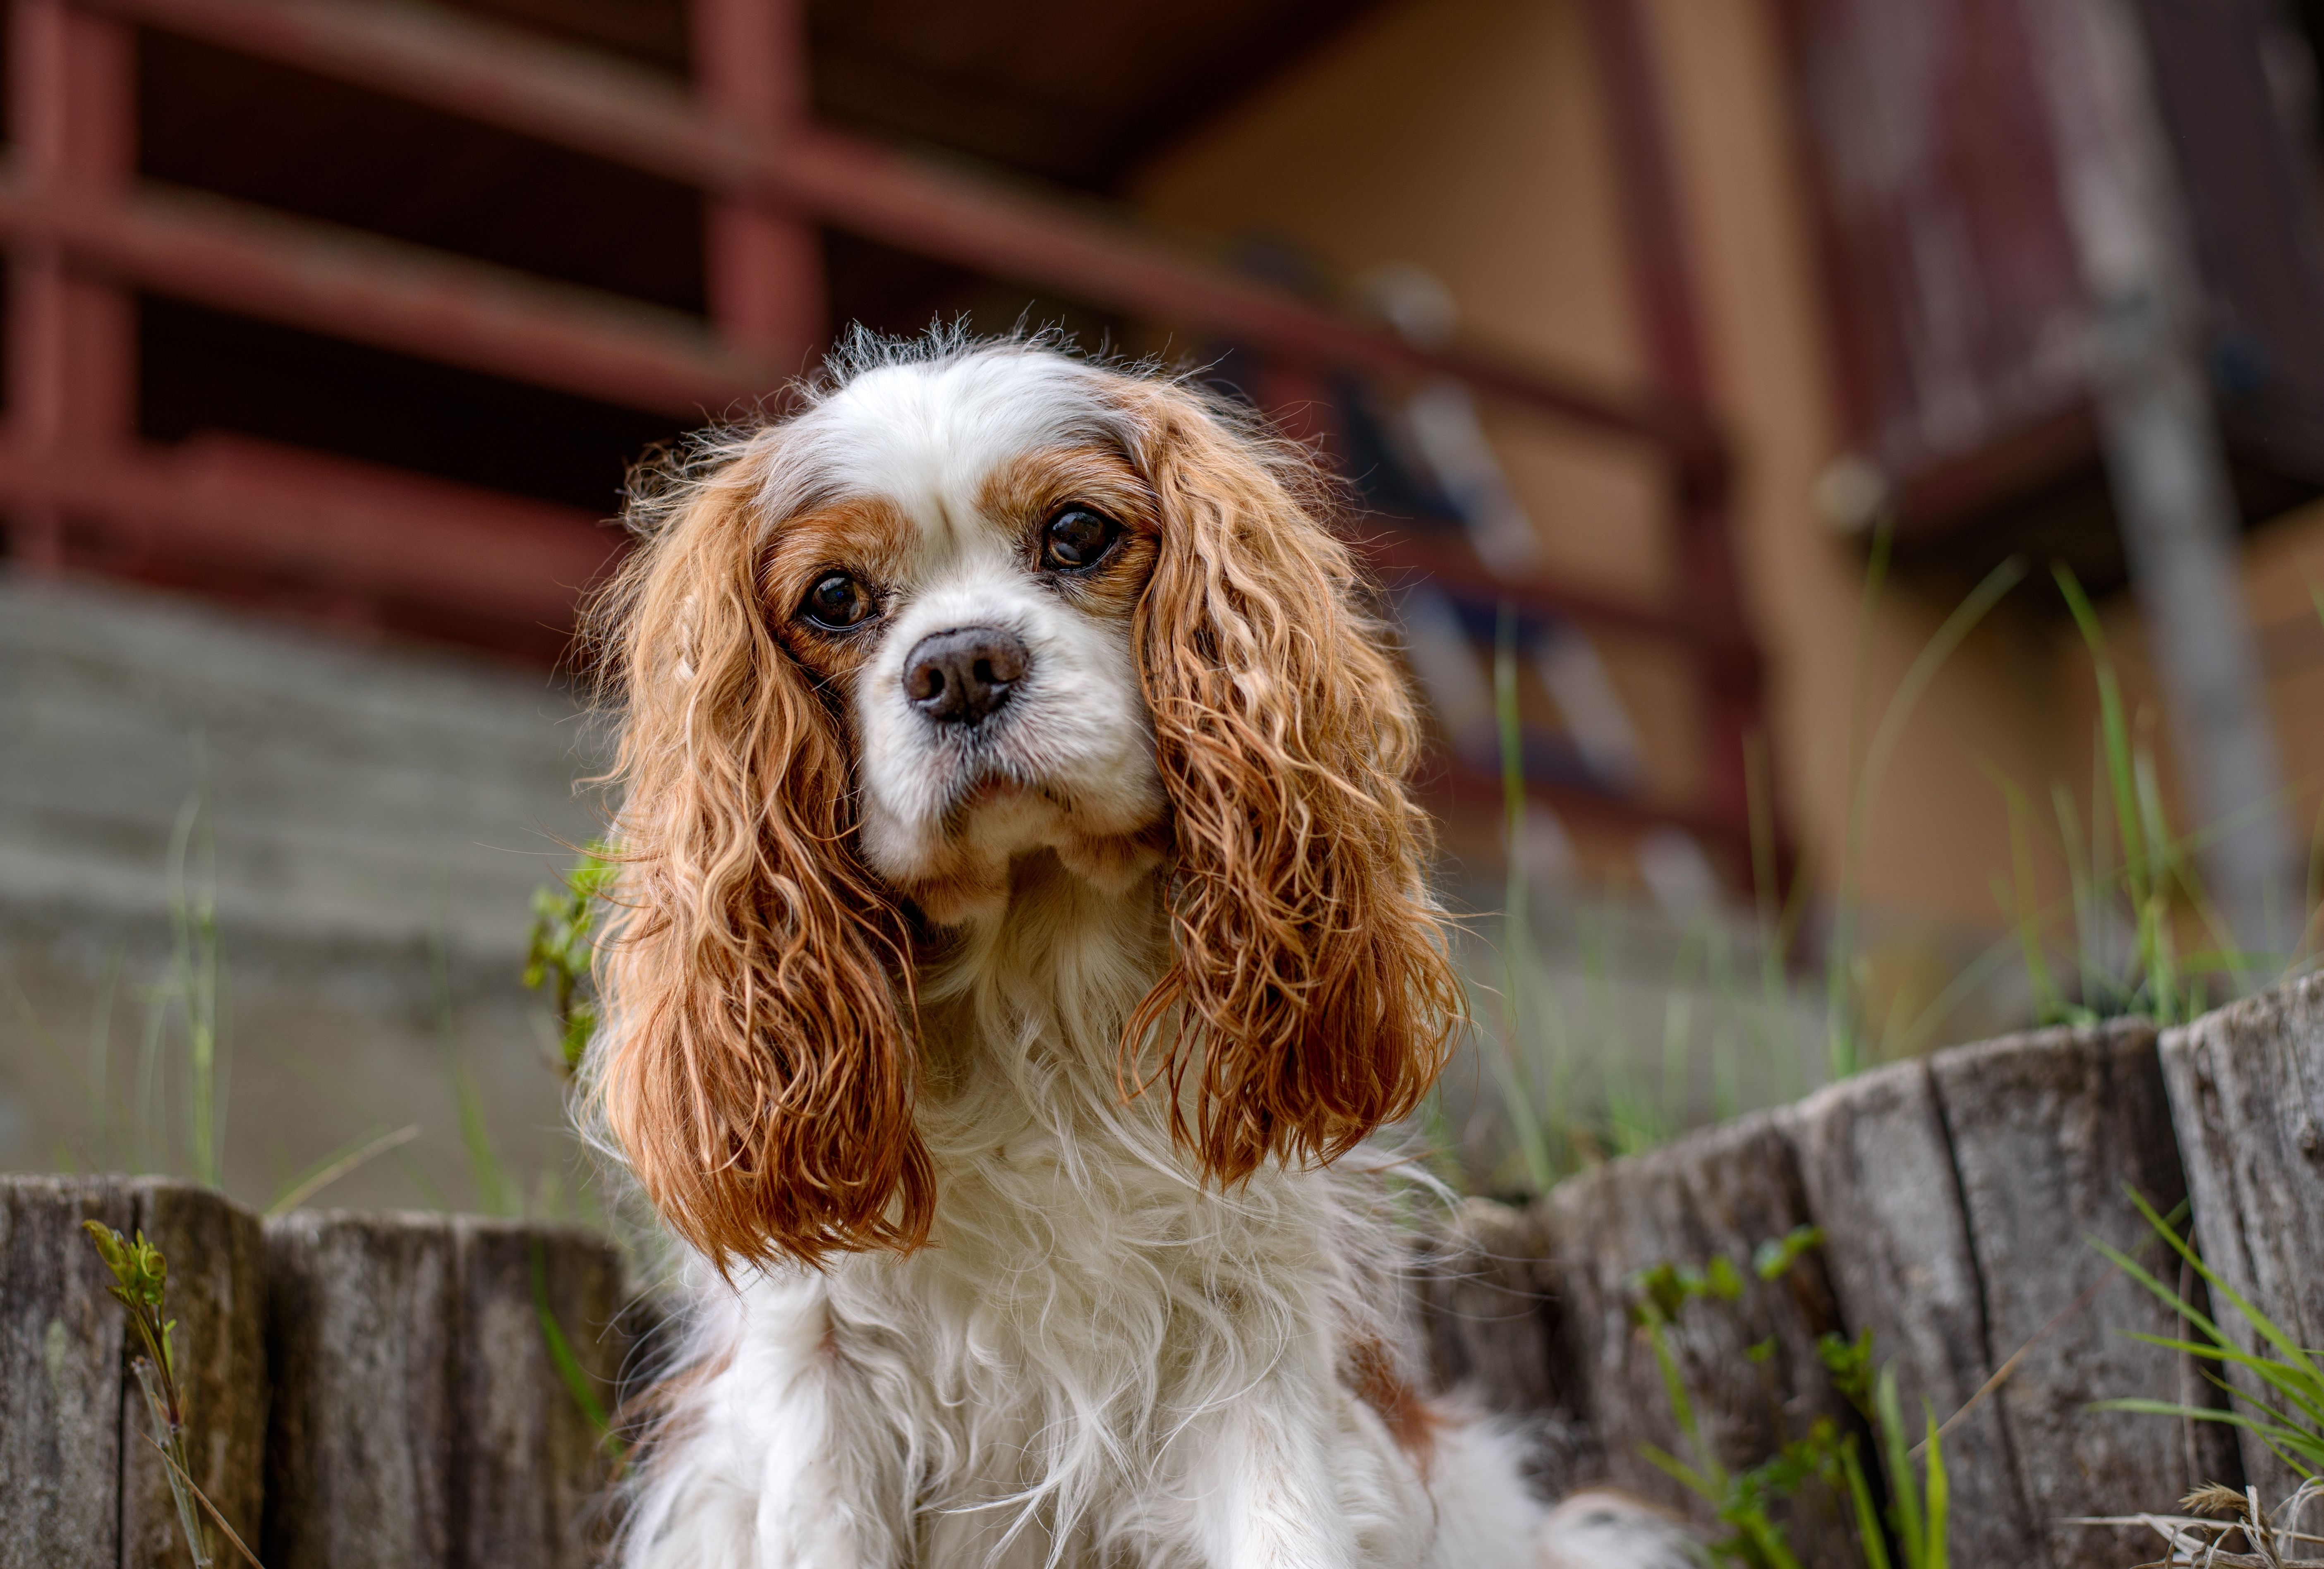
xmin=2160 ymin=974 xmax=2324 ymax=1506
xmin=450 ymin=1217 xmax=626 ymax=1569
xmin=0 ymin=1176 xmax=267 ymax=1569
xmin=261 ymin=1210 xmax=628 ymax=1569
xmin=1781 ymin=1058 xmax=2039 ymax=1568
xmin=1545 ymin=1111 xmax=1863 ymax=1567
xmin=123 ymin=1180 xmax=269 ymax=1569
xmin=0 ymin=1175 xmax=138 ymax=1569
xmin=1929 ymin=1019 xmax=2241 ymax=1569
xmin=263 ymin=1210 xmax=460 ymax=1569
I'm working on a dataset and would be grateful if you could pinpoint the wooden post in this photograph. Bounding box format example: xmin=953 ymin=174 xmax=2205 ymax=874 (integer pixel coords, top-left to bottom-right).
xmin=1580 ymin=0 xmax=1762 ymax=856
xmin=1928 ymin=1020 xmax=2241 ymax=1567
xmin=262 ymin=1211 xmax=629 ymax=1569
xmin=2160 ymin=975 xmax=2324 ymax=1506
xmin=0 ymin=1177 xmax=268 ymax=1569
xmin=263 ymin=1212 xmax=460 ymax=1569
xmin=450 ymin=1218 xmax=631 ymax=1569
xmin=692 ymin=0 xmax=821 ymax=378
xmin=1545 ymin=1112 xmax=1863 ymax=1566
xmin=7 ymin=0 xmax=136 ymax=571
xmin=0 ymin=1176 xmax=140 ymax=1567
xmin=1783 ymin=1059 xmax=2040 ymax=1566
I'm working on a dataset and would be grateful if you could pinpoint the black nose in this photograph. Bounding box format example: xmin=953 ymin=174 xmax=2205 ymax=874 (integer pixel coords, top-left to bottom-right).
xmin=903 ymin=626 xmax=1028 ymax=726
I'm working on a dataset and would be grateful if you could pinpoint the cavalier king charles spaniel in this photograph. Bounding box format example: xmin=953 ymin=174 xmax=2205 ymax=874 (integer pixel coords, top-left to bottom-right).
xmin=584 ymin=331 xmax=1690 ymax=1569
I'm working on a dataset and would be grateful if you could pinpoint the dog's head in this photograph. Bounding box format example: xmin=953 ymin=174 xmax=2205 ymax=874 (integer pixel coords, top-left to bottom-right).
xmin=590 ymin=336 xmax=1459 ymax=1270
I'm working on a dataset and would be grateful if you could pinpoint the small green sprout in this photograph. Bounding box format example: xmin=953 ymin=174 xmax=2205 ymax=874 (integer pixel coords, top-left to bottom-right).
xmin=82 ymin=1222 xmax=265 ymax=1567
xmin=1635 ymin=1229 xmax=1948 ymax=1569
xmin=1756 ymin=1225 xmax=1826 ymax=1282
xmin=523 ymin=843 xmax=617 ymax=1078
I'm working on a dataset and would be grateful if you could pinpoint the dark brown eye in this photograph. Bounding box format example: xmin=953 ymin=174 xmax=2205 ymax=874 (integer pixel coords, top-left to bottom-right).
xmin=1041 ymin=507 xmax=1121 ymax=572
xmin=801 ymin=571 xmax=875 ymax=631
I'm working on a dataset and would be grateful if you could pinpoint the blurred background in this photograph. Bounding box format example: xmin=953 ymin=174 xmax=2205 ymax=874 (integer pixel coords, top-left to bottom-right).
xmin=7 ymin=0 xmax=2324 ymax=1210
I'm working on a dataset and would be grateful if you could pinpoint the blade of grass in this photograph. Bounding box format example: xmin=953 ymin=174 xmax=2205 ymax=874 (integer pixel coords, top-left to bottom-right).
xmin=1987 ymin=765 xmax=2071 ymax=1025
xmin=1827 ymin=520 xmax=1895 ymax=1084
xmin=140 ymin=1431 xmax=265 ymax=1568
xmin=1832 ymin=551 xmax=2026 ymax=1079
xmin=432 ymin=917 xmax=514 ymax=1217
xmin=1840 ymin=1436 xmax=1895 ymax=1569
xmin=1878 ymin=1368 xmax=1926 ymax=1567
xmin=266 ymin=1124 xmax=422 ymax=1216
xmin=1924 ymin=1409 xmax=1948 ymax=1569
xmin=1491 ymin=600 xmax=1555 ymax=1192
xmin=2058 ymin=566 xmax=2150 ymax=918
xmin=530 ymin=1236 xmax=627 ymax=1468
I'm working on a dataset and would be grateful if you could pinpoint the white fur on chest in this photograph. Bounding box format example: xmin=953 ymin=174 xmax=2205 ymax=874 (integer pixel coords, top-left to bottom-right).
xmin=621 ymin=882 xmax=1543 ymax=1569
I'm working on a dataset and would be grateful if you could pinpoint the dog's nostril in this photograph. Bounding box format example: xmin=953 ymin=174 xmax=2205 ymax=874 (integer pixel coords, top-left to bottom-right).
xmin=903 ymin=626 xmax=1028 ymax=726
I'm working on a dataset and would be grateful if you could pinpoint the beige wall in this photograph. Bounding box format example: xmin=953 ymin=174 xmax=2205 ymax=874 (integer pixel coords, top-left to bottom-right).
xmin=1135 ymin=0 xmax=2078 ymax=949
xmin=2075 ymin=500 xmax=2324 ymax=915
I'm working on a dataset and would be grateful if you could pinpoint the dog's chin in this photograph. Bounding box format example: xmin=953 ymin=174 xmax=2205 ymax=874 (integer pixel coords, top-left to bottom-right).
xmin=864 ymin=771 xmax=1166 ymax=926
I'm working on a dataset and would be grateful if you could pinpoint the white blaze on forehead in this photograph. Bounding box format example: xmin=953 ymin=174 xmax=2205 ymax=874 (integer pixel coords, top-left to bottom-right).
xmin=784 ymin=350 xmax=1128 ymax=557
xmin=784 ymin=346 xmax=1166 ymax=905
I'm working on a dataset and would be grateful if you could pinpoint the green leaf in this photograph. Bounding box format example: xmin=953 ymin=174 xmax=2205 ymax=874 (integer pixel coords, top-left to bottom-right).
xmin=1923 ymin=1409 xmax=1948 ymax=1569
xmin=1754 ymin=1225 xmax=1825 ymax=1282
xmin=1838 ymin=1435 xmax=1893 ymax=1569
xmin=82 ymin=1219 xmax=130 ymax=1283
xmin=2096 ymin=1188 xmax=2324 ymax=1479
xmin=1877 ymin=1368 xmax=1924 ymax=1569
xmin=530 ymin=1239 xmax=624 ymax=1465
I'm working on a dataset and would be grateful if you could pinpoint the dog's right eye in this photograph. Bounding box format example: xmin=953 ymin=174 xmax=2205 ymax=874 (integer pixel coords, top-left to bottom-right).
xmin=801 ymin=572 xmax=876 ymax=632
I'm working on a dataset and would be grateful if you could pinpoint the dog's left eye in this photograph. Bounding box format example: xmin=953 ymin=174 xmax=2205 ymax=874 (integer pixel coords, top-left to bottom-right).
xmin=1040 ymin=507 xmax=1121 ymax=572
xmin=801 ymin=571 xmax=876 ymax=631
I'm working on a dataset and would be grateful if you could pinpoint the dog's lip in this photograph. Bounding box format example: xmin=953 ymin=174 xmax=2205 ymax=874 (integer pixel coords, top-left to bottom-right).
xmin=961 ymin=777 xmax=1032 ymax=805
xmin=930 ymin=768 xmax=1071 ymax=837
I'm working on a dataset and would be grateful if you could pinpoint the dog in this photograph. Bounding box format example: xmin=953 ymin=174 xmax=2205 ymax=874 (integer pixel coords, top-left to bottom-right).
xmin=583 ymin=330 xmax=1692 ymax=1568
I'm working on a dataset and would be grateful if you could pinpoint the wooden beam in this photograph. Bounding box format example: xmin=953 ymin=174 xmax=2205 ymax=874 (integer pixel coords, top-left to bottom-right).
xmin=0 ymin=172 xmax=785 ymax=418
xmin=1352 ymin=527 xmax=1698 ymax=644
xmin=9 ymin=0 xmax=134 ymax=569
xmin=74 ymin=0 xmax=1713 ymax=460
xmin=693 ymin=0 xmax=822 ymax=368
xmin=1585 ymin=0 xmax=1762 ymax=844
xmin=0 ymin=431 xmax=621 ymax=631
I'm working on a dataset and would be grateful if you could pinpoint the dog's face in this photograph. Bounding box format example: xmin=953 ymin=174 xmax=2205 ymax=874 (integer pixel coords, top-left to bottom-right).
xmin=593 ymin=340 xmax=1461 ymax=1271
xmin=762 ymin=353 xmax=1168 ymax=922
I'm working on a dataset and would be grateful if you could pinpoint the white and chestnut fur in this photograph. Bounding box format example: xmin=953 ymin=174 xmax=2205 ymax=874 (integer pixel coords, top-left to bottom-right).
xmin=585 ymin=332 xmax=1689 ymax=1569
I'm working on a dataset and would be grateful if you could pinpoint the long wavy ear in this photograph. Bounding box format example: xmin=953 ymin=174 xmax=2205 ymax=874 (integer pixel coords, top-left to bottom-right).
xmin=586 ymin=434 xmax=932 ymax=1272
xmin=1122 ymin=383 xmax=1462 ymax=1185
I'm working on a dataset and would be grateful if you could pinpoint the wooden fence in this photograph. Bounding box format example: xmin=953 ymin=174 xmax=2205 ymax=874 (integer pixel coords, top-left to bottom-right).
xmin=5 ymin=976 xmax=2321 ymax=1567
xmin=0 ymin=1193 xmax=627 ymax=1569
xmin=1416 ymin=980 xmax=2319 ymax=1568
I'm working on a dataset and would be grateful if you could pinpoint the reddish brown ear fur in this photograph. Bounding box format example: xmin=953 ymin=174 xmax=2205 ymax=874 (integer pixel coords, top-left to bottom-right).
xmin=588 ymin=436 xmax=932 ymax=1272
xmin=1123 ymin=384 xmax=1463 ymax=1184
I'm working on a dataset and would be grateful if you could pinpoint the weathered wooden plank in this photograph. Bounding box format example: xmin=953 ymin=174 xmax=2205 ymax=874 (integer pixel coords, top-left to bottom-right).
xmin=1413 ymin=1196 xmax=1596 ymax=1499
xmin=1781 ymin=1057 xmax=2038 ymax=1567
xmin=1929 ymin=1019 xmax=2241 ymax=1569
xmin=0 ymin=1175 xmax=138 ymax=1569
xmin=450 ymin=1217 xmax=625 ymax=1569
xmin=0 ymin=1177 xmax=268 ymax=1569
xmin=2159 ymin=974 xmax=2324 ymax=1506
xmin=121 ymin=1180 xmax=269 ymax=1569
xmin=262 ymin=1210 xmax=628 ymax=1569
xmin=1545 ymin=1112 xmax=1862 ymax=1567
xmin=262 ymin=1211 xmax=459 ymax=1569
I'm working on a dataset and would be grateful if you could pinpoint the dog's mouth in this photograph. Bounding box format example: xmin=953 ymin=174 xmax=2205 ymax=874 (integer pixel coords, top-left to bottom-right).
xmin=933 ymin=763 xmax=1071 ymax=838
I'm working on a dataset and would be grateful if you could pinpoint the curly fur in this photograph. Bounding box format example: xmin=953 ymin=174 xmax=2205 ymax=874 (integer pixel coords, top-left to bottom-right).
xmin=580 ymin=328 xmax=1691 ymax=1569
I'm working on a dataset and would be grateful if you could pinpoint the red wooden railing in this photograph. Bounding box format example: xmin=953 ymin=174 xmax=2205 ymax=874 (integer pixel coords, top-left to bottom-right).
xmin=0 ymin=0 xmax=1770 ymax=879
